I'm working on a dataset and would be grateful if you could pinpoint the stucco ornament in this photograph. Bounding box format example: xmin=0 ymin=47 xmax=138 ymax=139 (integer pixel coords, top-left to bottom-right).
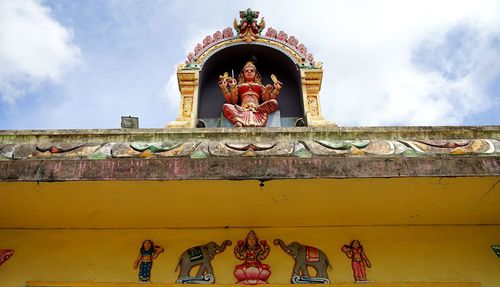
xmin=176 ymin=240 xmax=232 ymax=284
xmin=203 ymin=35 xmax=213 ymax=48
xmin=234 ymin=230 xmax=271 ymax=284
xmin=213 ymin=30 xmax=223 ymax=42
xmin=222 ymin=27 xmax=234 ymax=38
xmin=265 ymin=27 xmax=277 ymax=38
xmin=233 ymin=8 xmax=265 ymax=42
xmin=277 ymin=31 xmax=288 ymax=42
xmin=287 ymin=36 xmax=299 ymax=48
xmin=274 ymin=239 xmax=331 ymax=284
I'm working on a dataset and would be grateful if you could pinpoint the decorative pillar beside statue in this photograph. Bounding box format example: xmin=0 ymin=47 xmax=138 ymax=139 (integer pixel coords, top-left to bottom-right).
xmin=300 ymin=69 xmax=331 ymax=127
xmin=167 ymin=68 xmax=199 ymax=128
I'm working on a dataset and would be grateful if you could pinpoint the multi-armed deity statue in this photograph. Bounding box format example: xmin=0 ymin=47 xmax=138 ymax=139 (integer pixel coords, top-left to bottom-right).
xmin=218 ymin=61 xmax=282 ymax=127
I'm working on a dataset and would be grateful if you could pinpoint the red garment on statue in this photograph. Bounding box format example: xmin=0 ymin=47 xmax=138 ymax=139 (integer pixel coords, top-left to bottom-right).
xmin=223 ymin=100 xmax=278 ymax=127
xmin=352 ymin=260 xmax=366 ymax=281
xmin=222 ymin=83 xmax=278 ymax=127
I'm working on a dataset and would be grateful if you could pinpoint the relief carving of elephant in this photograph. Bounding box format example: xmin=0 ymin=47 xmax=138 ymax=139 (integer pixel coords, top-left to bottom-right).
xmin=176 ymin=240 xmax=232 ymax=283
xmin=274 ymin=239 xmax=331 ymax=283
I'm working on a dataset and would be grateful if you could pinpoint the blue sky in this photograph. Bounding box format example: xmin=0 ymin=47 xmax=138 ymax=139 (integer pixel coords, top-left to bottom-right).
xmin=0 ymin=0 xmax=499 ymax=129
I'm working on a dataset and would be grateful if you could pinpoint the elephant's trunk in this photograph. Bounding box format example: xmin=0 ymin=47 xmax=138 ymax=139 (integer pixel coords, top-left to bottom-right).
xmin=273 ymin=238 xmax=291 ymax=254
xmin=215 ymin=240 xmax=232 ymax=253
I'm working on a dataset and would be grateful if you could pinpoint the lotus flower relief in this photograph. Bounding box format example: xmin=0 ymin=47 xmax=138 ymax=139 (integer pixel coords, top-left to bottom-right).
xmin=233 ymin=230 xmax=271 ymax=284
xmin=234 ymin=266 xmax=271 ymax=284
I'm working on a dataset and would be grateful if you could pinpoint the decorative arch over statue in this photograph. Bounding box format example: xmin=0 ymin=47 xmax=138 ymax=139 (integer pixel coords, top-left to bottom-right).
xmin=168 ymin=8 xmax=333 ymax=128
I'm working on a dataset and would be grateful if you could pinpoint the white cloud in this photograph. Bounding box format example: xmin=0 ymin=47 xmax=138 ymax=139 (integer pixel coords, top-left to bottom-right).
xmin=259 ymin=0 xmax=500 ymax=125
xmin=0 ymin=0 xmax=80 ymax=103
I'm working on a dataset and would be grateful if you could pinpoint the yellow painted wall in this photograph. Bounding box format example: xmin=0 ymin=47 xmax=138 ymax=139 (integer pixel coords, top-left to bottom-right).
xmin=0 ymin=226 xmax=499 ymax=287
xmin=1 ymin=177 xmax=499 ymax=229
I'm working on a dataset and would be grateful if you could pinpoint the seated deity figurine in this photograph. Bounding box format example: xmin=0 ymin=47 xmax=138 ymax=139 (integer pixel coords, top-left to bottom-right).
xmin=233 ymin=230 xmax=271 ymax=284
xmin=218 ymin=61 xmax=282 ymax=127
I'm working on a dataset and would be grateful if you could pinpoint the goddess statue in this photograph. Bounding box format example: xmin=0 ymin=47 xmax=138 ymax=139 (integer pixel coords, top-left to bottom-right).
xmin=233 ymin=230 xmax=271 ymax=284
xmin=218 ymin=61 xmax=282 ymax=127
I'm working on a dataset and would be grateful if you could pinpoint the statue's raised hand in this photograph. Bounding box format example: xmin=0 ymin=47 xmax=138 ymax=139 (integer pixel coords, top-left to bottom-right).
xmin=218 ymin=78 xmax=227 ymax=89
xmin=265 ymin=84 xmax=273 ymax=94
xmin=270 ymin=74 xmax=282 ymax=93
xmin=273 ymin=81 xmax=282 ymax=91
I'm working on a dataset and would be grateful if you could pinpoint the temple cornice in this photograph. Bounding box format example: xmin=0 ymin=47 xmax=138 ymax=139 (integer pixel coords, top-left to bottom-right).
xmin=1 ymin=126 xmax=498 ymax=181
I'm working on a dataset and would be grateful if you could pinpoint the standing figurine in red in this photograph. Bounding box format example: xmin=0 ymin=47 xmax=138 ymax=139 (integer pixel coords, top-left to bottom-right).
xmin=341 ymin=240 xmax=371 ymax=283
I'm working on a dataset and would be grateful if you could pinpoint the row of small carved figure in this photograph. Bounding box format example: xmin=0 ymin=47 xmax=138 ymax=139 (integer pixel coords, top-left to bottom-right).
xmin=186 ymin=28 xmax=235 ymax=63
xmin=264 ymin=28 xmax=313 ymax=62
xmin=185 ymin=13 xmax=309 ymax=63
xmin=186 ymin=9 xmax=313 ymax=64
xmin=134 ymin=231 xmax=370 ymax=284
xmin=186 ymin=26 xmax=313 ymax=65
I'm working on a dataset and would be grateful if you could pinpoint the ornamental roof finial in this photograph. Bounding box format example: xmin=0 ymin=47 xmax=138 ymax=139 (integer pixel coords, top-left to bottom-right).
xmin=233 ymin=8 xmax=265 ymax=43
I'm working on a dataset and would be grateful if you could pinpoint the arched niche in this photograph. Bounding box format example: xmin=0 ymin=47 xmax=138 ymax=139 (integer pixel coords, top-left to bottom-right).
xmin=197 ymin=44 xmax=304 ymax=127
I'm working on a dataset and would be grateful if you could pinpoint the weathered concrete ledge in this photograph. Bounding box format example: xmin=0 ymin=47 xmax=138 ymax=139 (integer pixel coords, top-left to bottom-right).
xmin=1 ymin=156 xmax=498 ymax=182
xmin=0 ymin=126 xmax=498 ymax=181
xmin=0 ymin=126 xmax=499 ymax=144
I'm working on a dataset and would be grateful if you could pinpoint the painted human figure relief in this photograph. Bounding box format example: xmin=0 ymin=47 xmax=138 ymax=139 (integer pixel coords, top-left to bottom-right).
xmin=0 ymin=249 xmax=14 ymax=266
xmin=133 ymin=240 xmax=164 ymax=282
xmin=176 ymin=240 xmax=232 ymax=284
xmin=219 ymin=61 xmax=282 ymax=127
xmin=341 ymin=240 xmax=371 ymax=282
xmin=234 ymin=230 xmax=271 ymax=284
xmin=274 ymin=239 xmax=331 ymax=284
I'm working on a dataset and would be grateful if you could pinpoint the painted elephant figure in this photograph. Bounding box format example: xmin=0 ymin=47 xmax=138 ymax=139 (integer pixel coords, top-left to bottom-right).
xmin=274 ymin=239 xmax=331 ymax=282
xmin=176 ymin=240 xmax=232 ymax=283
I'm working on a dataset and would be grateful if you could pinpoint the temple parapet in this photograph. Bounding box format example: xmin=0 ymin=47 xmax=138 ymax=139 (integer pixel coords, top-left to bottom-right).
xmin=0 ymin=126 xmax=498 ymax=181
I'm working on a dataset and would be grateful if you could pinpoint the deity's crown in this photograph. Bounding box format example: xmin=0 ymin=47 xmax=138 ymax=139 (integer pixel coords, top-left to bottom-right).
xmin=243 ymin=61 xmax=256 ymax=69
